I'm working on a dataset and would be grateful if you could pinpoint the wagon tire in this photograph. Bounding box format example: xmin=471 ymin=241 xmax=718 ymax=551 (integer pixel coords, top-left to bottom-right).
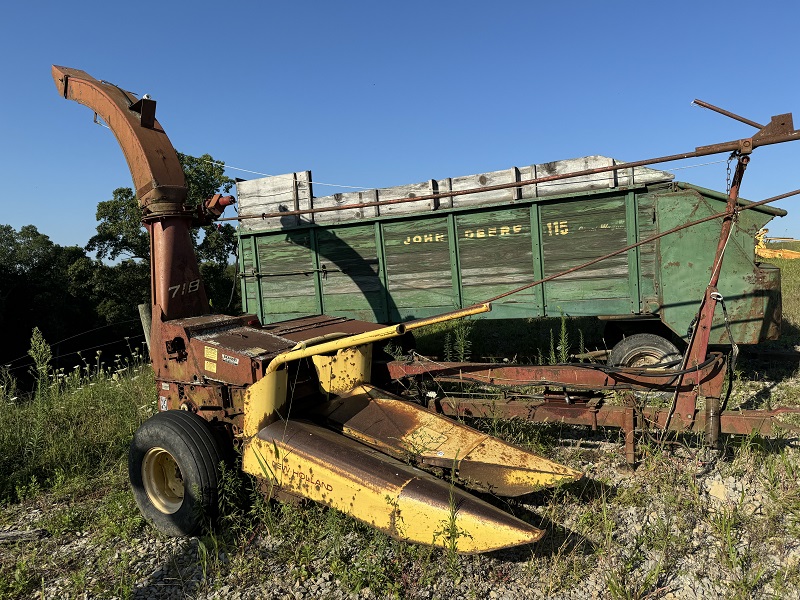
xmin=129 ymin=410 xmax=222 ymax=537
xmin=608 ymin=333 xmax=682 ymax=370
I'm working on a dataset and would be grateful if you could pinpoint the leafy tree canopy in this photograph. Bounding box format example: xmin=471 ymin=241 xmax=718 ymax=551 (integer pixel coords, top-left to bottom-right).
xmin=86 ymin=152 xmax=236 ymax=265
xmin=0 ymin=225 xmax=98 ymax=369
xmin=1 ymin=152 xmax=240 ymax=379
xmin=86 ymin=187 xmax=147 ymax=261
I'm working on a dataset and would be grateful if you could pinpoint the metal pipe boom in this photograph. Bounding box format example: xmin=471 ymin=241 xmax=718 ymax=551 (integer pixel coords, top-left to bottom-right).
xmin=52 ymin=65 xmax=209 ymax=320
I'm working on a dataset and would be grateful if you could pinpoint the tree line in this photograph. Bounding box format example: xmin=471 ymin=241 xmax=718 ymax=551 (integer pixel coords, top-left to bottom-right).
xmin=0 ymin=153 xmax=238 ymax=385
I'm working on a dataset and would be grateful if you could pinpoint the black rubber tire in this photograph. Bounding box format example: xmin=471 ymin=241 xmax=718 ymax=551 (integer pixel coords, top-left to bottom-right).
xmin=608 ymin=333 xmax=682 ymax=369
xmin=128 ymin=410 xmax=222 ymax=537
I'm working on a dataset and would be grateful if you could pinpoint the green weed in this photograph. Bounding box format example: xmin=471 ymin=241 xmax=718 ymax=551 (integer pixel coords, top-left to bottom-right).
xmin=431 ymin=460 xmax=470 ymax=583
xmin=0 ymin=555 xmax=39 ymax=599
xmin=0 ymin=331 xmax=152 ymax=503
xmin=444 ymin=318 xmax=474 ymax=362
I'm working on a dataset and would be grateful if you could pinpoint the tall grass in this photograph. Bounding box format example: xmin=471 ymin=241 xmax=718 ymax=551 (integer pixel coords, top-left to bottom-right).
xmin=772 ymin=254 xmax=800 ymax=336
xmin=0 ymin=331 xmax=154 ymax=503
xmin=416 ymin=314 xmax=600 ymax=364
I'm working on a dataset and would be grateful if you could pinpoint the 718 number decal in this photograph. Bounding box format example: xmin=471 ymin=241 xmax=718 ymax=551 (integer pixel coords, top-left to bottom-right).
xmin=169 ymin=278 xmax=201 ymax=298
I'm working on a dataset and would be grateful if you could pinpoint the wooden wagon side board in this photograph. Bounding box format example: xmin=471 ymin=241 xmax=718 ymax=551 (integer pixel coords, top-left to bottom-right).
xmin=236 ymin=156 xmax=674 ymax=233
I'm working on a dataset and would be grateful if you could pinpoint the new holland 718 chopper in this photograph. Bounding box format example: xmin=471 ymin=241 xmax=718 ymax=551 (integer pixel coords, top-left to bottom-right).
xmin=53 ymin=65 xmax=800 ymax=553
xmin=53 ymin=66 xmax=582 ymax=553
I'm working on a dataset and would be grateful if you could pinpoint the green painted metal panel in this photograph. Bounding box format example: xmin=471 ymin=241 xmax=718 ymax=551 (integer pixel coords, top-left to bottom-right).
xmin=254 ymin=232 xmax=318 ymax=322
xmin=309 ymin=229 xmax=323 ymax=315
xmin=237 ymin=181 xmax=782 ymax=346
xmin=529 ymin=204 xmax=546 ymax=316
xmin=447 ymin=214 xmax=463 ymax=310
xmin=374 ymin=222 xmax=390 ymax=321
xmin=625 ymin=191 xmax=641 ymax=314
xmin=635 ymin=192 xmax=660 ymax=312
xmin=314 ymin=226 xmax=386 ymax=322
xmin=656 ymin=189 xmax=777 ymax=344
xmin=456 ymin=207 xmax=539 ymax=315
xmin=539 ymin=294 xmax=634 ymax=317
xmin=239 ymin=235 xmax=260 ymax=316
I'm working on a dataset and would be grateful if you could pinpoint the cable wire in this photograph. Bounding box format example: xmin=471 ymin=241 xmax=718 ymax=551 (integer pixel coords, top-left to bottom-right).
xmin=203 ymin=159 xmax=372 ymax=191
xmin=7 ymin=333 xmax=146 ymax=374
xmin=209 ymin=157 xmax=726 ymax=199
xmin=3 ymin=318 xmax=143 ymax=367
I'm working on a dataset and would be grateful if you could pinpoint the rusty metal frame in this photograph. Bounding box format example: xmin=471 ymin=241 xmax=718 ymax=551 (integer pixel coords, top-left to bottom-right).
xmin=385 ymin=351 xmax=800 ymax=463
xmin=377 ymin=106 xmax=800 ymax=462
xmin=52 ymin=66 xmax=188 ymax=213
xmin=225 ymin=100 xmax=800 ymax=225
xmin=665 ymin=154 xmax=750 ymax=432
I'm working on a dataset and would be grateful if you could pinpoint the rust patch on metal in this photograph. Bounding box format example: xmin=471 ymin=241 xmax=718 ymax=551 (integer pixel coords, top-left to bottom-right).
xmin=52 ymin=65 xmax=187 ymax=211
xmin=264 ymin=315 xmax=384 ymax=342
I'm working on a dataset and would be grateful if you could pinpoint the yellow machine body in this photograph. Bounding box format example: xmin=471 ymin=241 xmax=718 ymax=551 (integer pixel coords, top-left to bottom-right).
xmin=243 ymin=420 xmax=545 ymax=553
xmin=240 ymin=305 xmax=580 ymax=553
xmin=316 ymin=384 xmax=581 ymax=496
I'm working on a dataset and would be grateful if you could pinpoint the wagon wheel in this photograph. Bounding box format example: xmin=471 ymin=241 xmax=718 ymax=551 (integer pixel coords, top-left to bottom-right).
xmin=609 ymin=333 xmax=682 ymax=369
xmin=129 ymin=410 xmax=222 ymax=537
xmin=608 ymin=333 xmax=682 ymax=402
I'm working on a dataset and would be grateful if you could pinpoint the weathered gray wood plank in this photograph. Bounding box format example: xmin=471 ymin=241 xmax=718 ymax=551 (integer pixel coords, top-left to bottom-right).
xmin=236 ymin=157 xmax=673 ymax=233
xmin=237 ymin=171 xmax=313 ymax=231
xmin=314 ymin=189 xmax=379 ymax=224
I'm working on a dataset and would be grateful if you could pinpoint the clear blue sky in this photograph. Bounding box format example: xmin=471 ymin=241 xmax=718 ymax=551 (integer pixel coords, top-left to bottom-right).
xmin=2 ymin=1 xmax=800 ymax=248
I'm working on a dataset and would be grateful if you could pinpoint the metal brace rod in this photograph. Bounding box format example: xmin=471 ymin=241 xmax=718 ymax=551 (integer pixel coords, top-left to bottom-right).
xmin=224 ymin=104 xmax=800 ymax=224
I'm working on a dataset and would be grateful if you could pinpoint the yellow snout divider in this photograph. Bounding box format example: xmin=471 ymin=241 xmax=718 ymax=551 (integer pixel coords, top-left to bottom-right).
xmin=240 ymin=302 xmax=581 ymax=553
xmin=244 ymin=420 xmax=545 ymax=553
xmin=316 ymin=384 xmax=582 ymax=496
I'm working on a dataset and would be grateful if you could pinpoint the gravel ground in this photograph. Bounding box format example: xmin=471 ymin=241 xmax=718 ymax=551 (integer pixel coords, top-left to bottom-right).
xmin=2 ymin=430 xmax=799 ymax=600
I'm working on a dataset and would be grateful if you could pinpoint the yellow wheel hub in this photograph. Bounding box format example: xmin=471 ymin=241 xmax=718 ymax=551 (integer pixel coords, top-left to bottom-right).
xmin=630 ymin=351 xmax=662 ymax=368
xmin=628 ymin=350 xmax=672 ymax=370
xmin=142 ymin=447 xmax=184 ymax=514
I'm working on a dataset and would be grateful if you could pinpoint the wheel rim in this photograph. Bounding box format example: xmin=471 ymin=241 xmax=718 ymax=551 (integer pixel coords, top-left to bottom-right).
xmin=142 ymin=447 xmax=184 ymax=514
xmin=626 ymin=349 xmax=669 ymax=369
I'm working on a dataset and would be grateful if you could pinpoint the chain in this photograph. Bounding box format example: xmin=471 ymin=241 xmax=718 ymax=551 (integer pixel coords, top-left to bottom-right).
xmin=725 ymin=150 xmax=743 ymax=195
xmin=710 ymin=291 xmax=739 ymax=413
xmin=726 ymin=153 xmax=733 ymax=194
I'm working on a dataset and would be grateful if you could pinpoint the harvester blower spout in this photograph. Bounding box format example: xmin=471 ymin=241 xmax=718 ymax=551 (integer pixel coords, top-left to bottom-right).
xmin=53 ymin=64 xmax=580 ymax=554
xmin=51 ymin=65 xmax=209 ymax=322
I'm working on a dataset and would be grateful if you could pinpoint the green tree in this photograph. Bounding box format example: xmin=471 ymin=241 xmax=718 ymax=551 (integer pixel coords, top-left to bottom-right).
xmin=86 ymin=187 xmax=148 ymax=261
xmin=180 ymin=152 xmax=237 ymax=269
xmin=179 ymin=152 xmax=233 ymax=206
xmin=87 ymin=259 xmax=150 ymax=324
xmin=87 ymin=153 xmax=236 ymax=262
xmin=0 ymin=225 xmax=100 ymax=373
xmin=85 ymin=152 xmax=239 ymax=314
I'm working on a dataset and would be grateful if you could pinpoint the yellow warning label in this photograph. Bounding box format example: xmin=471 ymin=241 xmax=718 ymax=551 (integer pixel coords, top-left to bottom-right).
xmin=205 ymin=360 xmax=217 ymax=373
xmin=204 ymin=346 xmax=218 ymax=360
